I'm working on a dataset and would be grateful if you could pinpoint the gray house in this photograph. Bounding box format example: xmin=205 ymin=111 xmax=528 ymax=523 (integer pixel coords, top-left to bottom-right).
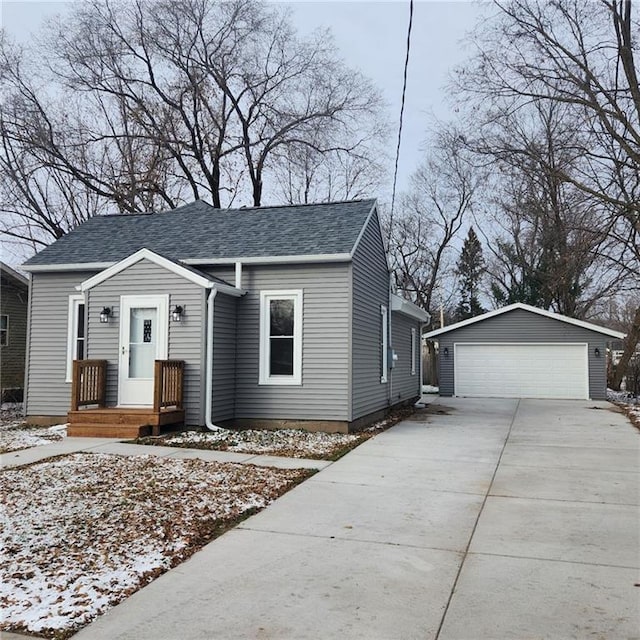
xmin=424 ymin=303 xmax=625 ymax=400
xmin=21 ymin=199 xmax=428 ymax=435
xmin=1 ymin=262 xmax=29 ymax=402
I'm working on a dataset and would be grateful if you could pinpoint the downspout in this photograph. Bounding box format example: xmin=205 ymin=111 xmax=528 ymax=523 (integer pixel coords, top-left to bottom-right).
xmin=204 ymin=288 xmax=223 ymax=431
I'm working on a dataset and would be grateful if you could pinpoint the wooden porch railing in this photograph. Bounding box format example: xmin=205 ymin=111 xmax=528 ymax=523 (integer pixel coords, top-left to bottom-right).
xmin=153 ymin=360 xmax=184 ymax=412
xmin=71 ymin=359 xmax=107 ymax=411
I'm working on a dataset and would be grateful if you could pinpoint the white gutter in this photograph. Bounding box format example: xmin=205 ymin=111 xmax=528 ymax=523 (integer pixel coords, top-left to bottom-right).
xmin=204 ymin=288 xmax=223 ymax=431
xmin=235 ymin=261 xmax=242 ymax=289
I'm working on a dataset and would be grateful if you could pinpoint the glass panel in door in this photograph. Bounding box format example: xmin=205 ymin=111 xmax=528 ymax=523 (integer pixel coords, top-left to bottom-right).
xmin=128 ymin=307 xmax=157 ymax=378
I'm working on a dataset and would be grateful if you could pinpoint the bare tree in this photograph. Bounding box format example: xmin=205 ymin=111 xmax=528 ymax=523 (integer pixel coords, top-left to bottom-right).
xmin=0 ymin=0 xmax=385 ymax=250
xmin=386 ymin=128 xmax=481 ymax=383
xmin=478 ymin=102 xmax=622 ymax=318
xmin=451 ymin=0 xmax=639 ymax=377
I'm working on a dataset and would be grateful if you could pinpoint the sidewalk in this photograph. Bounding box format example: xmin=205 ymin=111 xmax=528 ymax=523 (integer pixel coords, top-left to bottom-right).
xmin=0 ymin=438 xmax=331 ymax=471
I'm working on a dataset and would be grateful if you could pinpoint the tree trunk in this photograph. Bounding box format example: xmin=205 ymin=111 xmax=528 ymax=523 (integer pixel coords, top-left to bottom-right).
xmin=423 ymin=341 xmax=438 ymax=386
xmin=611 ymin=306 xmax=640 ymax=391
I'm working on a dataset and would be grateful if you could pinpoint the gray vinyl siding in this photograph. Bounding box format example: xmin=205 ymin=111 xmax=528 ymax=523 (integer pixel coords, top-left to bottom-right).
xmin=207 ymin=263 xmax=351 ymax=422
xmin=1 ymin=275 xmax=28 ymax=391
xmin=25 ymin=271 xmax=95 ymax=416
xmin=390 ymin=312 xmax=421 ymax=404
xmin=211 ymin=293 xmax=237 ymax=422
xmin=351 ymin=209 xmax=390 ymax=420
xmin=87 ymin=259 xmax=205 ymax=424
xmin=437 ymin=308 xmax=608 ymax=399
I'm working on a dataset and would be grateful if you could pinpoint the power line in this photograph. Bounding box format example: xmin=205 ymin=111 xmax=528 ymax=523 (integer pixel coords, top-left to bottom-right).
xmin=389 ymin=0 xmax=414 ymax=234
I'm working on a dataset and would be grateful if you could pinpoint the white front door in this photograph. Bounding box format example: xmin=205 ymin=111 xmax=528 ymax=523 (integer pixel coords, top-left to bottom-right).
xmin=118 ymin=295 xmax=168 ymax=406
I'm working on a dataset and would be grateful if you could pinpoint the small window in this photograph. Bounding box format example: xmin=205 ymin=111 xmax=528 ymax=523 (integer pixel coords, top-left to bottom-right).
xmin=259 ymin=290 xmax=302 ymax=385
xmin=381 ymin=305 xmax=388 ymax=383
xmin=66 ymin=295 xmax=86 ymax=382
xmin=411 ymin=327 xmax=417 ymax=376
xmin=0 ymin=315 xmax=8 ymax=346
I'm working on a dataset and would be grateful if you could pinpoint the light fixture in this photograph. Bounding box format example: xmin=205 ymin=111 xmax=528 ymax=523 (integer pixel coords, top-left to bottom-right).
xmin=171 ymin=305 xmax=184 ymax=322
xmin=594 ymin=347 xmax=601 ymax=357
xmin=99 ymin=307 xmax=111 ymax=323
xmin=443 ymin=347 xmax=449 ymax=357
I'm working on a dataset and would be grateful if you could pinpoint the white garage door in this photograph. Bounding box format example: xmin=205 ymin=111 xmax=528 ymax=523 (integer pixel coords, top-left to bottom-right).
xmin=454 ymin=343 xmax=589 ymax=399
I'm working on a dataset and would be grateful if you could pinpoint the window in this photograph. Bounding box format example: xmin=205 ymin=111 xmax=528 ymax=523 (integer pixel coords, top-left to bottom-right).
xmin=259 ymin=290 xmax=302 ymax=385
xmin=66 ymin=295 xmax=86 ymax=382
xmin=380 ymin=305 xmax=388 ymax=383
xmin=411 ymin=327 xmax=417 ymax=376
xmin=0 ymin=315 xmax=8 ymax=346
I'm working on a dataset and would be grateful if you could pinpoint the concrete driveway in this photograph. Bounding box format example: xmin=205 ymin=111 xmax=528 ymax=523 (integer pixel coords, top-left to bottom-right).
xmin=73 ymin=398 xmax=639 ymax=639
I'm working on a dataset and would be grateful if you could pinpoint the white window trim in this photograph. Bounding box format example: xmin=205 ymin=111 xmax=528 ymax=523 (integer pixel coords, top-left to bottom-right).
xmin=66 ymin=294 xmax=85 ymax=383
xmin=0 ymin=314 xmax=8 ymax=346
xmin=259 ymin=290 xmax=303 ymax=386
xmin=381 ymin=305 xmax=388 ymax=383
xmin=411 ymin=327 xmax=417 ymax=376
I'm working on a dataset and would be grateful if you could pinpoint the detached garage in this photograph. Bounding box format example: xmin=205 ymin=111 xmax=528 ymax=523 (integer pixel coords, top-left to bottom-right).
xmin=424 ymin=303 xmax=626 ymax=400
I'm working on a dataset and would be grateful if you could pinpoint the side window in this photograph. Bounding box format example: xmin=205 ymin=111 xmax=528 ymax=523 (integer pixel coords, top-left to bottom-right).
xmin=380 ymin=305 xmax=388 ymax=383
xmin=259 ymin=290 xmax=303 ymax=385
xmin=411 ymin=327 xmax=417 ymax=376
xmin=0 ymin=315 xmax=8 ymax=346
xmin=66 ymin=295 xmax=86 ymax=382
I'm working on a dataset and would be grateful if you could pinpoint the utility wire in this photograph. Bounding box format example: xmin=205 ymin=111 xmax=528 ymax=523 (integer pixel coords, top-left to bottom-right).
xmin=388 ymin=0 xmax=414 ymax=240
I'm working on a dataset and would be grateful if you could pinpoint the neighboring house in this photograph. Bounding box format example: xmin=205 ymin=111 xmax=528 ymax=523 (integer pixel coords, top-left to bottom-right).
xmin=424 ymin=303 xmax=625 ymax=400
xmin=21 ymin=199 xmax=429 ymax=435
xmin=0 ymin=262 xmax=29 ymax=402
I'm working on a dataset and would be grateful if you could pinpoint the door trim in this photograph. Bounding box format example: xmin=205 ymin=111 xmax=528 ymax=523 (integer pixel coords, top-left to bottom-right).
xmin=118 ymin=294 xmax=169 ymax=406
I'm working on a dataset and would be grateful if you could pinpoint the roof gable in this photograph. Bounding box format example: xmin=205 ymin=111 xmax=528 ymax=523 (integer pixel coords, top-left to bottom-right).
xmin=0 ymin=262 xmax=29 ymax=288
xmin=23 ymin=199 xmax=377 ymax=270
xmin=423 ymin=303 xmax=625 ymax=340
xmin=77 ymin=248 xmax=243 ymax=296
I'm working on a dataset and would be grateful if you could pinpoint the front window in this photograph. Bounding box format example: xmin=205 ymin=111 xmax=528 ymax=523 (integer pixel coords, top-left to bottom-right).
xmin=66 ymin=295 xmax=86 ymax=382
xmin=411 ymin=327 xmax=417 ymax=376
xmin=259 ymin=290 xmax=302 ymax=385
xmin=0 ymin=315 xmax=8 ymax=346
xmin=381 ymin=305 xmax=388 ymax=383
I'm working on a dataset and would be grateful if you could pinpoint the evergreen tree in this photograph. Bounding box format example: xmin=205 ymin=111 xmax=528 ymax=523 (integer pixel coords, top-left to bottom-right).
xmin=456 ymin=227 xmax=485 ymax=320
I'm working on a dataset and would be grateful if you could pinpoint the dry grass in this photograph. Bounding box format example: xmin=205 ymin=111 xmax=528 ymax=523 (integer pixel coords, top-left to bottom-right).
xmin=1 ymin=452 xmax=312 ymax=639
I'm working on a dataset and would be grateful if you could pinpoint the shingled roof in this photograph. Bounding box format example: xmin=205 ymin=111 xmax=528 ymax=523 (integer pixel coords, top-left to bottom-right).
xmin=23 ymin=199 xmax=377 ymax=268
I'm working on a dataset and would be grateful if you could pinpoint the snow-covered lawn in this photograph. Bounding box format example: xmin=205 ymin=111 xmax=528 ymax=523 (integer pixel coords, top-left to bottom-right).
xmin=140 ymin=427 xmax=368 ymax=460
xmin=608 ymin=389 xmax=640 ymax=430
xmin=135 ymin=406 xmax=417 ymax=459
xmin=1 ymin=452 xmax=311 ymax=638
xmin=0 ymin=404 xmax=67 ymax=454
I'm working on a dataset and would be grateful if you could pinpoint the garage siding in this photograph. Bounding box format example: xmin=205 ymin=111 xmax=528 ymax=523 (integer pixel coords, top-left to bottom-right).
xmin=437 ymin=309 xmax=608 ymax=399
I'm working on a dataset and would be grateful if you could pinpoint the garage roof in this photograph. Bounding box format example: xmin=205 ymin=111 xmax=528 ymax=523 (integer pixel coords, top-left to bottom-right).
xmin=423 ymin=303 xmax=625 ymax=340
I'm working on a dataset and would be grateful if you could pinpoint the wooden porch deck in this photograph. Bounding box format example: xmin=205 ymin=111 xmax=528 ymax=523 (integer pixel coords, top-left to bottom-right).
xmin=67 ymin=358 xmax=185 ymax=438
xmin=67 ymin=407 xmax=185 ymax=438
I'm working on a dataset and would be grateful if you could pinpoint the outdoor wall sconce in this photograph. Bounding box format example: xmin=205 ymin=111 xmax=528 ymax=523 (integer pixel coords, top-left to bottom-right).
xmin=443 ymin=347 xmax=449 ymax=357
xmin=99 ymin=307 xmax=112 ymax=323
xmin=171 ymin=305 xmax=184 ymax=322
xmin=594 ymin=347 xmax=601 ymax=357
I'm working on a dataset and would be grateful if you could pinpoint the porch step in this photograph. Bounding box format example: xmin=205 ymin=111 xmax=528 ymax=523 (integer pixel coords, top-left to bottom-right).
xmin=66 ymin=423 xmax=152 ymax=439
xmin=66 ymin=407 xmax=185 ymax=438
